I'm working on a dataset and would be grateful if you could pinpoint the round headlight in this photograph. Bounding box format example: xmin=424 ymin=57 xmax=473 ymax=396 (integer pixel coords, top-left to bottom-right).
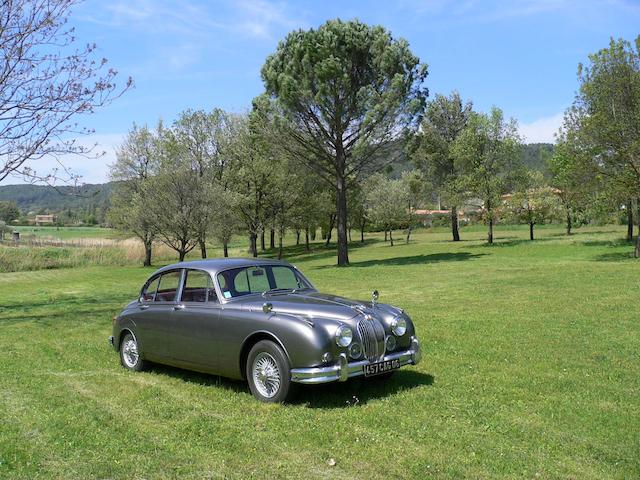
xmin=385 ymin=335 xmax=397 ymax=352
xmin=391 ymin=317 xmax=407 ymax=336
xmin=349 ymin=342 xmax=362 ymax=359
xmin=335 ymin=325 xmax=353 ymax=347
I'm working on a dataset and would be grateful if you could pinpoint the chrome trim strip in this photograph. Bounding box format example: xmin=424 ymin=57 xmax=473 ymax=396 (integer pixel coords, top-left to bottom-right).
xmin=290 ymin=337 xmax=421 ymax=385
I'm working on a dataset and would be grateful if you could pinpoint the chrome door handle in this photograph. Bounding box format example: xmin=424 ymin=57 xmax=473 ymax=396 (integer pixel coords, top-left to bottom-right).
xmin=139 ymin=304 xmax=149 ymax=310
xmin=173 ymin=304 xmax=185 ymax=310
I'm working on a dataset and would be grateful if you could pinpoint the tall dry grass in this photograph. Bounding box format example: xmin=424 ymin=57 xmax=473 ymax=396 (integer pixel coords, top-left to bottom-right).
xmin=0 ymin=238 xmax=178 ymax=272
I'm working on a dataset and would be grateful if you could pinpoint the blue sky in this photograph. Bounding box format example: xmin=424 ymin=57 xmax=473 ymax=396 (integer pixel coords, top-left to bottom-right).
xmin=7 ymin=0 xmax=640 ymax=184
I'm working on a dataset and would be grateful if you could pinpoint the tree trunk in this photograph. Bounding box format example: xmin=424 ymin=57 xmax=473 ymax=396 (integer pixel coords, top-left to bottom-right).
xmin=488 ymin=216 xmax=494 ymax=244
xmin=627 ymin=200 xmax=634 ymax=241
xmin=143 ymin=239 xmax=152 ymax=267
xmin=325 ymin=213 xmax=335 ymax=247
xmin=529 ymin=222 xmax=535 ymax=241
xmin=348 ymin=228 xmax=352 ymax=243
xmin=199 ymin=239 xmax=207 ymax=259
xmin=260 ymin=230 xmax=266 ymax=251
xmin=311 ymin=227 xmax=317 ymax=241
xmin=360 ymin=219 xmax=365 ymax=243
xmin=636 ymin=202 xmax=640 ymax=258
xmin=305 ymin=227 xmax=310 ymax=251
xmin=451 ymin=206 xmax=460 ymax=241
xmin=223 ymin=241 xmax=229 ymax=258
xmin=295 ymin=229 xmax=300 ymax=245
xmin=384 ymin=230 xmax=388 ymax=241
xmin=336 ymin=174 xmax=349 ymax=266
xmin=566 ymin=207 xmax=572 ymax=236
xmin=406 ymin=225 xmax=411 ymax=244
xmin=249 ymin=233 xmax=258 ymax=257
xmin=389 ymin=228 xmax=394 ymax=246
xmin=179 ymin=250 xmax=186 ymax=262
xmin=278 ymin=234 xmax=283 ymax=259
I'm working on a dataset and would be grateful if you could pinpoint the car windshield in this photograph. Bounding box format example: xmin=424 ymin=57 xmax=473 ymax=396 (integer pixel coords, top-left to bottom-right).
xmin=216 ymin=265 xmax=313 ymax=299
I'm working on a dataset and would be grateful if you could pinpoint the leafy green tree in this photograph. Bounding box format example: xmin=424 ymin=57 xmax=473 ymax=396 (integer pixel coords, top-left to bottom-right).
xmin=507 ymin=170 xmax=561 ymax=240
xmin=144 ymin=157 xmax=202 ymax=262
xmin=172 ymin=108 xmax=234 ymax=258
xmin=108 ymin=123 xmax=161 ymax=266
xmin=0 ymin=201 xmax=20 ymax=223
xmin=574 ymin=36 xmax=640 ymax=255
xmin=363 ymin=173 xmax=410 ymax=246
xmin=411 ymin=91 xmax=473 ymax=241
xmin=229 ymin=100 xmax=283 ymax=257
xmin=452 ymin=108 xmax=523 ymax=244
xmin=548 ymin=112 xmax=596 ymax=235
xmin=261 ymin=19 xmax=427 ymax=266
xmin=208 ymin=183 xmax=243 ymax=258
xmin=402 ymin=170 xmax=427 ymax=243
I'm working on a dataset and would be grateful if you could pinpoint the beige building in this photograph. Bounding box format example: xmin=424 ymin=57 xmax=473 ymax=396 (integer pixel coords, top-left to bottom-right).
xmin=34 ymin=214 xmax=57 ymax=225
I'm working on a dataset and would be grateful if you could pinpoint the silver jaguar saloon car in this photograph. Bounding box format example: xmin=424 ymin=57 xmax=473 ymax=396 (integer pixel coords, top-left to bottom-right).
xmin=109 ymin=258 xmax=422 ymax=402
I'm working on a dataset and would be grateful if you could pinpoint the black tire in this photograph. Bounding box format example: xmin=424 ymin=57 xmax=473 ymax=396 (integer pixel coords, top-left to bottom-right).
xmin=246 ymin=340 xmax=292 ymax=403
xmin=119 ymin=332 xmax=147 ymax=372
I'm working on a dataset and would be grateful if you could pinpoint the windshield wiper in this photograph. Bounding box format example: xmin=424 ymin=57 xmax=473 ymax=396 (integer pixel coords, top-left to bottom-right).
xmin=261 ymin=288 xmax=294 ymax=297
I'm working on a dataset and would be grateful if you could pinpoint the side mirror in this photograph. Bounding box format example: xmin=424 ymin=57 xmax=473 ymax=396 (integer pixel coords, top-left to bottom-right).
xmin=139 ymin=296 xmax=145 ymax=304
xmin=262 ymin=302 xmax=273 ymax=314
xmin=372 ymin=290 xmax=379 ymax=306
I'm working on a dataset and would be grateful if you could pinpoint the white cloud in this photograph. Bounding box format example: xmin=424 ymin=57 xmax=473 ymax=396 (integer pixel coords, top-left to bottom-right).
xmin=519 ymin=112 xmax=564 ymax=144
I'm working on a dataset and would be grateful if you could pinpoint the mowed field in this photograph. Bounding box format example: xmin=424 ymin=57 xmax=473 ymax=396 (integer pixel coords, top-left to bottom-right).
xmin=0 ymin=225 xmax=638 ymax=479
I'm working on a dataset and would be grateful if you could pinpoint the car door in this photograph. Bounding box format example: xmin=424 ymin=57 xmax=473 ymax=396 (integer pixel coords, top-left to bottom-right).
xmin=133 ymin=269 xmax=184 ymax=360
xmin=168 ymin=269 xmax=221 ymax=370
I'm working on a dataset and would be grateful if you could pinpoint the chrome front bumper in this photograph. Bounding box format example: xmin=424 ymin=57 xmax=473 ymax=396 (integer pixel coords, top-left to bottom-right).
xmin=291 ymin=336 xmax=422 ymax=384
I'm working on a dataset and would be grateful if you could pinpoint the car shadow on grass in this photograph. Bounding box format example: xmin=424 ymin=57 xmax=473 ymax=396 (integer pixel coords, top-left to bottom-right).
xmin=315 ymin=252 xmax=485 ymax=269
xmin=291 ymin=370 xmax=435 ymax=408
xmin=146 ymin=363 xmax=434 ymax=408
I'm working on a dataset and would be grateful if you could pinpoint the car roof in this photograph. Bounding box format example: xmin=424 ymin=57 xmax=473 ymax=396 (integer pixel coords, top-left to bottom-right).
xmin=153 ymin=257 xmax=294 ymax=276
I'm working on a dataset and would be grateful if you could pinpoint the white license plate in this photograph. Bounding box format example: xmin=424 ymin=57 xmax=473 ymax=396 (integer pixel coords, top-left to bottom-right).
xmin=363 ymin=358 xmax=400 ymax=377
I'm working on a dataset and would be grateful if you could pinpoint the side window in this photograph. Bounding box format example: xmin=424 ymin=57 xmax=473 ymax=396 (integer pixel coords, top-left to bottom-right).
xmin=141 ymin=276 xmax=160 ymax=302
xmin=182 ymin=270 xmax=218 ymax=303
xmin=156 ymin=271 xmax=181 ymax=302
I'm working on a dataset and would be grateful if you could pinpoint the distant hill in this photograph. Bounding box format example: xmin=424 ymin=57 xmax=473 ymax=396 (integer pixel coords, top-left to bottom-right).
xmin=523 ymin=143 xmax=554 ymax=176
xmin=0 ymin=182 xmax=113 ymax=213
xmin=386 ymin=142 xmax=555 ymax=178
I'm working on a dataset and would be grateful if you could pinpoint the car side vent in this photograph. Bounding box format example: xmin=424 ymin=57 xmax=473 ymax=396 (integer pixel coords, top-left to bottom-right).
xmin=357 ymin=317 xmax=385 ymax=362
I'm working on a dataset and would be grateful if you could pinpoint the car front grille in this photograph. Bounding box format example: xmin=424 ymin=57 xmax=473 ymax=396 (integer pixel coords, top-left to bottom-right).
xmin=357 ymin=317 xmax=386 ymax=362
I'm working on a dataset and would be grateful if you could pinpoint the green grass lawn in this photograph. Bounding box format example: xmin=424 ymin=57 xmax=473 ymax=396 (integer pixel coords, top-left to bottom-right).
xmin=0 ymin=225 xmax=638 ymax=479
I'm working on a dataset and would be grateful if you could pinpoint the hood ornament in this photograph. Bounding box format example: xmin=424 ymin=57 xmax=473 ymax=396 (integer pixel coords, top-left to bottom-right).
xmin=371 ymin=290 xmax=379 ymax=307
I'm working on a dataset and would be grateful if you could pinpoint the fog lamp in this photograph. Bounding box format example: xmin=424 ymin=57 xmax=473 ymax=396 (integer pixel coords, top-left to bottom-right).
xmin=348 ymin=342 xmax=362 ymax=359
xmin=386 ymin=335 xmax=397 ymax=352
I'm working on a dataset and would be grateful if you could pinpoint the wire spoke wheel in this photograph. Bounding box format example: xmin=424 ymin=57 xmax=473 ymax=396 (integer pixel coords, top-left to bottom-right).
xmin=122 ymin=338 xmax=139 ymax=368
xmin=252 ymin=352 xmax=281 ymax=398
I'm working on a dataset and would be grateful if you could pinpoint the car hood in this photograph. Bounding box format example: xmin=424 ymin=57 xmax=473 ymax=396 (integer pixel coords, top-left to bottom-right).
xmin=238 ymin=292 xmax=401 ymax=324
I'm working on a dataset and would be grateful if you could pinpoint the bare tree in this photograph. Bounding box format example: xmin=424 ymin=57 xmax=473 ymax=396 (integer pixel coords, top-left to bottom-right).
xmin=0 ymin=0 xmax=132 ymax=183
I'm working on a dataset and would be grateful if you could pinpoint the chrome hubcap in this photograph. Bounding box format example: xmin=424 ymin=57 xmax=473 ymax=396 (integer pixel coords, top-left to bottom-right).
xmin=252 ymin=352 xmax=281 ymax=398
xmin=122 ymin=338 xmax=139 ymax=368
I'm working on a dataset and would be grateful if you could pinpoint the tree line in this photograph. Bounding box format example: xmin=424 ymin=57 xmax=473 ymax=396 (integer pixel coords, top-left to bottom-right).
xmin=108 ymin=21 xmax=640 ymax=264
